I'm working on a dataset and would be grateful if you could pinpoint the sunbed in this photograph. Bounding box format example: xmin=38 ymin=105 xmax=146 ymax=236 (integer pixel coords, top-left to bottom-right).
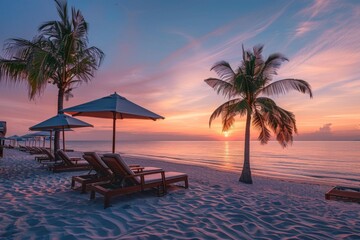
xmin=35 ymin=148 xmax=55 ymax=162
xmin=51 ymin=149 xmax=92 ymax=173
xmin=71 ymin=152 xmax=113 ymax=193
xmin=71 ymin=152 xmax=162 ymax=193
xmin=89 ymin=153 xmax=188 ymax=208
xmin=325 ymin=186 xmax=360 ymax=203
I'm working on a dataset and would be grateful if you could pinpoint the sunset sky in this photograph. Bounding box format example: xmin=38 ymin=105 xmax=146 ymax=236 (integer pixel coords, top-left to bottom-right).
xmin=0 ymin=0 xmax=359 ymax=141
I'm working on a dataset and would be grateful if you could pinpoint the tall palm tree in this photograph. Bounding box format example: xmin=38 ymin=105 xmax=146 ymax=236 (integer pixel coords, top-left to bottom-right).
xmin=205 ymin=45 xmax=313 ymax=184
xmin=0 ymin=0 xmax=104 ymax=153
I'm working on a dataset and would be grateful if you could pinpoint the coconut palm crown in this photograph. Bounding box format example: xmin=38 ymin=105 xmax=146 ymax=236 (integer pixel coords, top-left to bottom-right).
xmin=0 ymin=0 xmax=104 ymax=153
xmin=205 ymin=44 xmax=312 ymax=184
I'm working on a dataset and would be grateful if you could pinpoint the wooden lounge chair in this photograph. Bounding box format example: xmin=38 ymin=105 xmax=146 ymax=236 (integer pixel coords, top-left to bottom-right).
xmin=52 ymin=149 xmax=92 ymax=173
xmin=89 ymin=153 xmax=188 ymax=208
xmin=18 ymin=145 xmax=28 ymax=152
xmin=325 ymin=186 xmax=360 ymax=203
xmin=26 ymin=146 xmax=43 ymax=155
xmin=71 ymin=152 xmax=113 ymax=193
xmin=35 ymin=148 xmax=55 ymax=162
xmin=71 ymin=152 xmax=162 ymax=193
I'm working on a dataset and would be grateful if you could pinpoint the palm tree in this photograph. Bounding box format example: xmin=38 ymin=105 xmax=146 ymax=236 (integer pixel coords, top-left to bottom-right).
xmin=0 ymin=0 xmax=104 ymax=153
xmin=205 ymin=45 xmax=313 ymax=184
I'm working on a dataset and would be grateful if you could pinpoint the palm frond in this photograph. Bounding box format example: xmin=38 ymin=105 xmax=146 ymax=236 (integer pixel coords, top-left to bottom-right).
xmin=221 ymin=99 xmax=250 ymax=132
xmin=255 ymin=97 xmax=277 ymax=109
xmin=0 ymin=58 xmax=27 ymax=82
xmin=71 ymin=7 xmax=88 ymax=40
xmin=210 ymin=61 xmax=235 ymax=82
xmin=255 ymin=53 xmax=288 ymax=86
xmin=55 ymin=0 xmax=69 ymax=27
xmin=271 ymin=105 xmax=296 ymax=147
xmin=254 ymin=97 xmax=297 ymax=147
xmin=252 ymin=109 xmax=271 ymax=144
xmin=204 ymin=78 xmax=236 ymax=99
xmin=221 ymin=112 xmax=236 ymax=132
xmin=208 ymin=98 xmax=248 ymax=127
xmin=260 ymin=78 xmax=313 ymax=98
xmin=263 ymin=53 xmax=288 ymax=74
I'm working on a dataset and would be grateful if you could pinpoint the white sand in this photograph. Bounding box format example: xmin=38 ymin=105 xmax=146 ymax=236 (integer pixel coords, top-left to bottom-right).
xmin=1 ymin=148 xmax=359 ymax=239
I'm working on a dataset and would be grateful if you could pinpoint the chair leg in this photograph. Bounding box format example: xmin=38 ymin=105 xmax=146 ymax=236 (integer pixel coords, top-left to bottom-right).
xmin=81 ymin=183 xmax=87 ymax=194
xmin=157 ymin=184 xmax=166 ymax=196
xmin=157 ymin=185 xmax=161 ymax=196
xmin=90 ymin=190 xmax=95 ymax=200
xmin=104 ymin=196 xmax=110 ymax=209
xmin=71 ymin=178 xmax=75 ymax=189
xmin=184 ymin=177 xmax=189 ymax=189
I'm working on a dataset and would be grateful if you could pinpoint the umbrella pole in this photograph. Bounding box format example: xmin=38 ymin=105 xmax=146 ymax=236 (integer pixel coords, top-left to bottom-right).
xmin=112 ymin=112 xmax=116 ymax=153
xmin=62 ymin=127 xmax=65 ymax=151
xmin=50 ymin=131 xmax=52 ymax=153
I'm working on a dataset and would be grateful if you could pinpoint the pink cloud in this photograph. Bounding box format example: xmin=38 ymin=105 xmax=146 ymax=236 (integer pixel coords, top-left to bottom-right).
xmin=297 ymin=0 xmax=332 ymax=18
xmin=294 ymin=21 xmax=320 ymax=38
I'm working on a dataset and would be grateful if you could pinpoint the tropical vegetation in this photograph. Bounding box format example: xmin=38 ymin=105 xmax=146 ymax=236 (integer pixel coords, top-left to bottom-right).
xmin=0 ymin=0 xmax=104 ymax=153
xmin=205 ymin=45 xmax=313 ymax=184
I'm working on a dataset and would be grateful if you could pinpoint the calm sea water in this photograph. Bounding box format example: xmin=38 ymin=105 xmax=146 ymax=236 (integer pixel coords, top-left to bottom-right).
xmin=65 ymin=140 xmax=360 ymax=186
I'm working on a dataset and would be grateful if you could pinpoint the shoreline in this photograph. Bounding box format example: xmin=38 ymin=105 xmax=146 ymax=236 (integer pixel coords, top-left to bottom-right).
xmin=65 ymin=140 xmax=360 ymax=188
xmin=124 ymin=154 xmax=337 ymax=188
xmin=1 ymin=148 xmax=360 ymax=239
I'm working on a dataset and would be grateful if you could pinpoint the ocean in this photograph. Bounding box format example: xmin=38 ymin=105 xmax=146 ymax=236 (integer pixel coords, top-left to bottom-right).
xmin=65 ymin=140 xmax=360 ymax=187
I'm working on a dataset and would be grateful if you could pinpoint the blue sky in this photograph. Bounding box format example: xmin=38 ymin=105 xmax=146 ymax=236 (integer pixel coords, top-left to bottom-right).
xmin=1 ymin=0 xmax=360 ymax=141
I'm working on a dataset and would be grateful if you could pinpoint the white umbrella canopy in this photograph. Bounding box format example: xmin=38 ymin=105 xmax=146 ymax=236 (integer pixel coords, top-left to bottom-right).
xmin=29 ymin=113 xmax=93 ymax=151
xmin=63 ymin=92 xmax=164 ymax=153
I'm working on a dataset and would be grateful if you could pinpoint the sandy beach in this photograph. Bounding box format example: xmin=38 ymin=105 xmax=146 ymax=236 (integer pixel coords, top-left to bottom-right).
xmin=1 ymin=148 xmax=359 ymax=239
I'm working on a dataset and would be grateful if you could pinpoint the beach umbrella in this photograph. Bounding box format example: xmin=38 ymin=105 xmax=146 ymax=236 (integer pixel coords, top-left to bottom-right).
xmin=26 ymin=131 xmax=51 ymax=147
xmin=29 ymin=113 xmax=93 ymax=151
xmin=21 ymin=133 xmax=36 ymax=147
xmin=63 ymin=92 xmax=164 ymax=153
xmin=8 ymin=134 xmax=23 ymax=139
xmin=7 ymin=135 xmax=23 ymax=146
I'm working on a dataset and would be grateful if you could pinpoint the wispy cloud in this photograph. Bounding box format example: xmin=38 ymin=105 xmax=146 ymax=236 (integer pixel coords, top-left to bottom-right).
xmin=297 ymin=0 xmax=332 ymax=18
xmin=294 ymin=21 xmax=320 ymax=38
xmin=160 ymin=4 xmax=288 ymax=67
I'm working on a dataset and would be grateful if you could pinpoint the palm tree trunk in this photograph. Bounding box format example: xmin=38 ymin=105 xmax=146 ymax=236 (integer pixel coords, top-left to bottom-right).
xmin=239 ymin=112 xmax=253 ymax=184
xmin=54 ymin=88 xmax=64 ymax=156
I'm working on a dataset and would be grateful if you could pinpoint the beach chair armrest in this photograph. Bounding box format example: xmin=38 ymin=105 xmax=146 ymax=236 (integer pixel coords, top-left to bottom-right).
xmin=138 ymin=171 xmax=166 ymax=187
xmin=130 ymin=166 xmax=145 ymax=172
xmin=116 ymin=170 xmax=165 ymax=180
xmin=131 ymin=169 xmax=165 ymax=177
xmin=128 ymin=164 xmax=140 ymax=168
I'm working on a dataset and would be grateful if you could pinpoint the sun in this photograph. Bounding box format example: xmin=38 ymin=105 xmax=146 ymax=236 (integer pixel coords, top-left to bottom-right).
xmin=223 ymin=131 xmax=229 ymax=137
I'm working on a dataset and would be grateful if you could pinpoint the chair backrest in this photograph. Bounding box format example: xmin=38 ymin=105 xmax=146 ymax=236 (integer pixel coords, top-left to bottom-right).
xmin=57 ymin=149 xmax=74 ymax=166
xmin=83 ymin=152 xmax=112 ymax=177
xmin=102 ymin=154 xmax=140 ymax=185
xmin=41 ymin=148 xmax=54 ymax=160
